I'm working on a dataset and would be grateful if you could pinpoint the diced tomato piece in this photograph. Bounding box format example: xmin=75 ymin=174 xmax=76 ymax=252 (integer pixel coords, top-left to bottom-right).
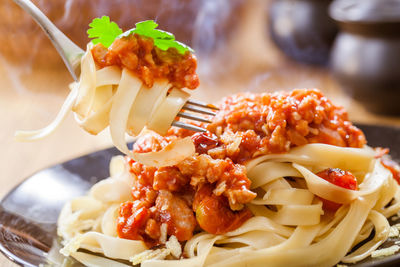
xmin=317 ymin=168 xmax=357 ymax=190
xmin=117 ymin=201 xmax=150 ymax=240
xmin=194 ymin=184 xmax=252 ymax=235
xmin=316 ymin=168 xmax=358 ymax=211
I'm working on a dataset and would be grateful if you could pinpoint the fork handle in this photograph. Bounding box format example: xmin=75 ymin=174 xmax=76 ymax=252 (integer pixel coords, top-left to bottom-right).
xmin=13 ymin=0 xmax=84 ymax=81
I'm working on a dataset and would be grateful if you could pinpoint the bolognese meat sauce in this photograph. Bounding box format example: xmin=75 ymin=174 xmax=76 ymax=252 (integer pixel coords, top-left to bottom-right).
xmin=117 ymin=89 xmax=368 ymax=247
xmin=91 ymin=34 xmax=199 ymax=90
xmin=208 ymin=89 xmax=365 ymax=162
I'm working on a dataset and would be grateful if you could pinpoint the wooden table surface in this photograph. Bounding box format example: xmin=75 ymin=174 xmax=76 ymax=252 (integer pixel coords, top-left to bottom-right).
xmin=1 ymin=0 xmax=400 ymax=266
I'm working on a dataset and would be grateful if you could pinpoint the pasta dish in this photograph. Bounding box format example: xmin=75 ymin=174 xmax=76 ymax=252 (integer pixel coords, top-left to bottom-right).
xmin=16 ymin=17 xmax=400 ymax=267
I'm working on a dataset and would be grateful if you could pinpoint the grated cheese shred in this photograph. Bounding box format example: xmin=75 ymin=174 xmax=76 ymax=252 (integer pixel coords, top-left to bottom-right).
xmin=371 ymin=245 xmax=400 ymax=258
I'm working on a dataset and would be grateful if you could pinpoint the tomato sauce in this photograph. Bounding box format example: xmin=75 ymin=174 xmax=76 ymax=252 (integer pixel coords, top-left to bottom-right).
xmin=117 ymin=89 xmax=370 ymax=246
xmin=316 ymin=168 xmax=358 ymax=211
xmin=208 ymin=89 xmax=366 ymax=162
xmin=91 ymin=34 xmax=199 ymax=89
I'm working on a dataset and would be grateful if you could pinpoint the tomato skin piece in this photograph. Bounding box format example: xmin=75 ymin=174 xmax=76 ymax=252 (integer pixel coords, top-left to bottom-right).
xmin=381 ymin=157 xmax=400 ymax=185
xmin=316 ymin=168 xmax=358 ymax=211
xmin=191 ymin=132 xmax=219 ymax=154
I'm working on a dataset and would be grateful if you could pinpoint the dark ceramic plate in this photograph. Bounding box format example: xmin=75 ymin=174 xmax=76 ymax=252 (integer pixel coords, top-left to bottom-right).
xmin=1 ymin=124 xmax=400 ymax=267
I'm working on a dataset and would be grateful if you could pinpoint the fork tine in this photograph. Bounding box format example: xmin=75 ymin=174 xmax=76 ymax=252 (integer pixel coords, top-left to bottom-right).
xmin=186 ymin=99 xmax=219 ymax=110
xmin=172 ymin=121 xmax=207 ymax=132
xmin=177 ymin=112 xmax=212 ymax=123
xmin=174 ymin=100 xmax=216 ymax=132
xmin=182 ymin=104 xmax=217 ymax=116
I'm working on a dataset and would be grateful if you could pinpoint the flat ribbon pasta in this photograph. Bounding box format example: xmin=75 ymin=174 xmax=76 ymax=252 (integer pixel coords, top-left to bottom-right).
xmin=15 ymin=46 xmax=196 ymax=167
xmin=56 ymin=143 xmax=400 ymax=267
xmin=14 ymin=82 xmax=79 ymax=141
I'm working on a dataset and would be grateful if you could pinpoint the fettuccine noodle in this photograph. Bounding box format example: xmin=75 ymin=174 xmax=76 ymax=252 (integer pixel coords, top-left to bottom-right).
xmin=58 ymin=143 xmax=400 ymax=267
xmin=15 ymin=45 xmax=194 ymax=168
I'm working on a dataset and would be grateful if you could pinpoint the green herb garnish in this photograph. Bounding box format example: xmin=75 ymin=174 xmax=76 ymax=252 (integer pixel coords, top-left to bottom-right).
xmin=87 ymin=16 xmax=123 ymax=48
xmin=130 ymin=20 xmax=193 ymax=54
xmin=87 ymin=17 xmax=193 ymax=54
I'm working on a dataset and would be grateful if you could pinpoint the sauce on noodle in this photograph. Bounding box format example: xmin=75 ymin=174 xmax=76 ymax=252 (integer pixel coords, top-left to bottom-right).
xmin=316 ymin=168 xmax=358 ymax=211
xmin=91 ymin=34 xmax=199 ymax=89
xmin=117 ymin=89 xmax=372 ymax=247
xmin=208 ymin=89 xmax=366 ymax=162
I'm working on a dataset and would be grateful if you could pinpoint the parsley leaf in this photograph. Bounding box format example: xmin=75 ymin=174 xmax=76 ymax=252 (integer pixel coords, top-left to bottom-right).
xmin=87 ymin=18 xmax=194 ymax=54
xmin=129 ymin=20 xmax=194 ymax=54
xmin=133 ymin=21 xmax=174 ymax=40
xmin=154 ymin=39 xmax=193 ymax=54
xmin=87 ymin=16 xmax=123 ymax=48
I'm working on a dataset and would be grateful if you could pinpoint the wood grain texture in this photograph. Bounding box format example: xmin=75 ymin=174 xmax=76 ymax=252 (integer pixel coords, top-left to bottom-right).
xmin=1 ymin=0 xmax=400 ymax=266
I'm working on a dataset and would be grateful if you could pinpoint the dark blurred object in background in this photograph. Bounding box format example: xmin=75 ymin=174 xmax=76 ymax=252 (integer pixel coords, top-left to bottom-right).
xmin=330 ymin=0 xmax=400 ymax=115
xmin=0 ymin=0 xmax=242 ymax=70
xmin=268 ymin=0 xmax=338 ymax=65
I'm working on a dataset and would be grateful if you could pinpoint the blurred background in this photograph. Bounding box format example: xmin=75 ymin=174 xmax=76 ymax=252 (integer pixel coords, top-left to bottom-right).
xmin=1 ymin=0 xmax=400 ymax=215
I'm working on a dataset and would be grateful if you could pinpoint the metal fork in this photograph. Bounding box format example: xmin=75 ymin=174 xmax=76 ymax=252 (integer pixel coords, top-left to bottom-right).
xmin=14 ymin=0 xmax=217 ymax=133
